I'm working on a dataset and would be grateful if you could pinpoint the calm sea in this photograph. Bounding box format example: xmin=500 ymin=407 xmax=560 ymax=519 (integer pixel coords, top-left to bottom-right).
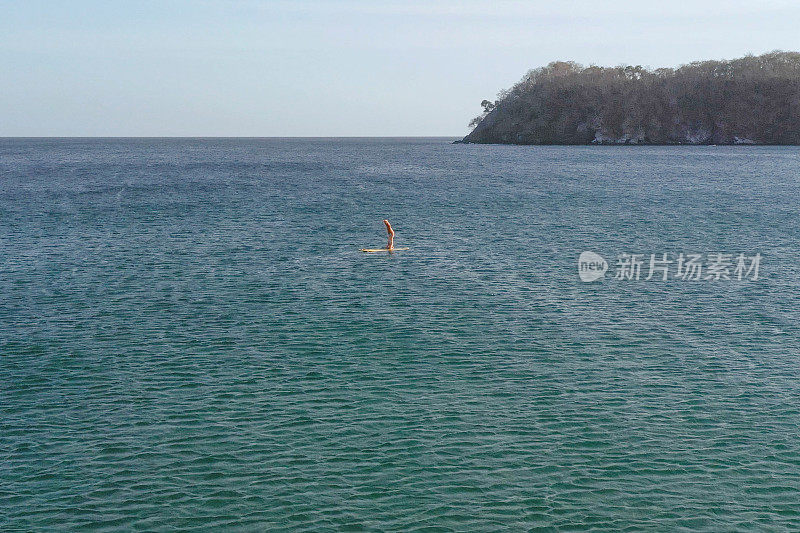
xmin=2 ymin=138 xmax=800 ymax=530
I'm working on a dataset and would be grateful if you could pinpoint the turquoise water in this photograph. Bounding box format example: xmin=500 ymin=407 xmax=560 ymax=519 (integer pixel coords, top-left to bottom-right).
xmin=2 ymin=138 xmax=800 ymax=530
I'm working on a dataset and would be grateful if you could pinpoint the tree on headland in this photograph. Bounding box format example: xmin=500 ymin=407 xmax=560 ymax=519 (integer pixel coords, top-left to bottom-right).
xmin=469 ymin=99 xmax=498 ymax=128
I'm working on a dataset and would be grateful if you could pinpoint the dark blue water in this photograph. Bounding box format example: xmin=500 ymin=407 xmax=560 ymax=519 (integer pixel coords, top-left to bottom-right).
xmin=2 ymin=138 xmax=800 ymax=530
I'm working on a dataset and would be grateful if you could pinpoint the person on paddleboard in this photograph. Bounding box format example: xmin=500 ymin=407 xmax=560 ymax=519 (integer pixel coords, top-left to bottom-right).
xmin=383 ymin=219 xmax=394 ymax=251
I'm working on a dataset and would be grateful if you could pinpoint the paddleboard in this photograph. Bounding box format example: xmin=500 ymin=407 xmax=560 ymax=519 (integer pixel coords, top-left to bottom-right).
xmin=360 ymin=247 xmax=409 ymax=253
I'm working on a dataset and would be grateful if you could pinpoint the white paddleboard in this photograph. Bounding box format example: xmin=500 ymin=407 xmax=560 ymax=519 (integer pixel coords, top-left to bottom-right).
xmin=360 ymin=247 xmax=409 ymax=253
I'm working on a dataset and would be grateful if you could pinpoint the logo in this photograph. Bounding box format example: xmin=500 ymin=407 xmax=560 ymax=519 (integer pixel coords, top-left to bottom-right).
xmin=578 ymin=251 xmax=608 ymax=282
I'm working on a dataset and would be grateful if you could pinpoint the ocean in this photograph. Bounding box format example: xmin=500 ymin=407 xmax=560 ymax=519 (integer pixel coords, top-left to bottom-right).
xmin=2 ymin=138 xmax=800 ymax=530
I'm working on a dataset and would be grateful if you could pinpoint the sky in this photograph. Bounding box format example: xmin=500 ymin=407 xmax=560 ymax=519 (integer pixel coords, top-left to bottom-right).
xmin=2 ymin=0 xmax=800 ymax=137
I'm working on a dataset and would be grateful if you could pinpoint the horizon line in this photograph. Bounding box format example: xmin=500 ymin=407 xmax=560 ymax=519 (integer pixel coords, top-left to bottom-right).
xmin=0 ymin=135 xmax=464 ymax=139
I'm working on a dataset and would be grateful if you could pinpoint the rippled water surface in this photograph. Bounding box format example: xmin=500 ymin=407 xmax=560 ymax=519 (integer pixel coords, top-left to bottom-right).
xmin=2 ymin=138 xmax=800 ymax=530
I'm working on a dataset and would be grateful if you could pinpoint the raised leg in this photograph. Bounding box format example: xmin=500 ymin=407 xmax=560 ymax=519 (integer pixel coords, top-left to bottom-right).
xmin=383 ymin=219 xmax=394 ymax=250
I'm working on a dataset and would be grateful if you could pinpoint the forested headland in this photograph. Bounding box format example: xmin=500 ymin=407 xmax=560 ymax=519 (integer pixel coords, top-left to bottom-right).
xmin=461 ymin=51 xmax=800 ymax=145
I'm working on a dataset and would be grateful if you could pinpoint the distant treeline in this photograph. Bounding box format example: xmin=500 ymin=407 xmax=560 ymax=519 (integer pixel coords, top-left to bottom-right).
xmin=461 ymin=51 xmax=800 ymax=145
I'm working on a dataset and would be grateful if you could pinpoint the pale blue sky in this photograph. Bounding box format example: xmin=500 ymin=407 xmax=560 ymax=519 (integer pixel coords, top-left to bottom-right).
xmin=2 ymin=0 xmax=800 ymax=136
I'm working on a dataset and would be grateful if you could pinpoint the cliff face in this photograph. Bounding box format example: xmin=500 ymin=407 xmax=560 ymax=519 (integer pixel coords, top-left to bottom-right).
xmin=461 ymin=52 xmax=800 ymax=145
